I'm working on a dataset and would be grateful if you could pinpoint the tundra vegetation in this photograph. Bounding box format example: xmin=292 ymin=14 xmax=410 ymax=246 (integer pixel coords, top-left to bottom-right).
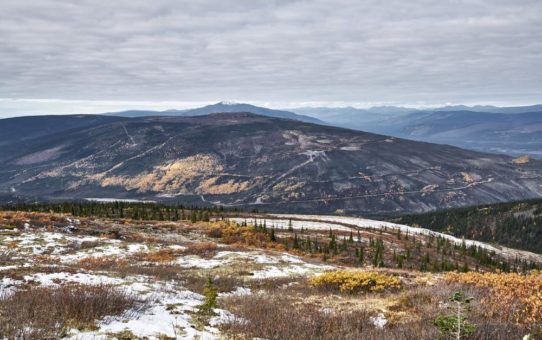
xmin=0 ymin=202 xmax=540 ymax=339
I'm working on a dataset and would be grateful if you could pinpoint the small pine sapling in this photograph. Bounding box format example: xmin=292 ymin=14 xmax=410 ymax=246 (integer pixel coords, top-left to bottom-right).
xmin=434 ymin=291 xmax=476 ymax=339
xmin=198 ymin=277 xmax=218 ymax=315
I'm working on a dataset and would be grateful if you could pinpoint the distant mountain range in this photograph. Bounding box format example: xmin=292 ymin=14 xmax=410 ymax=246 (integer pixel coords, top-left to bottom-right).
xmin=291 ymin=104 xmax=542 ymax=119
xmin=291 ymin=104 xmax=542 ymax=157
xmin=107 ymin=101 xmax=324 ymax=124
xmin=0 ymin=100 xmax=532 ymax=161
xmin=364 ymin=110 xmax=542 ymax=157
xmin=103 ymin=102 xmax=542 ymax=157
xmin=1 ymin=112 xmax=542 ymax=214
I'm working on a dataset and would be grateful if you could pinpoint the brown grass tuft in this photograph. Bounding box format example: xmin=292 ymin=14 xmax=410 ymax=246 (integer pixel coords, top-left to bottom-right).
xmin=78 ymin=256 xmax=129 ymax=270
xmin=183 ymin=242 xmax=218 ymax=257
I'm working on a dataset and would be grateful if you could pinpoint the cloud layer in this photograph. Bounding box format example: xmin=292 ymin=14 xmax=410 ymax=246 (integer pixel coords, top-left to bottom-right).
xmin=1 ymin=0 xmax=541 ymax=115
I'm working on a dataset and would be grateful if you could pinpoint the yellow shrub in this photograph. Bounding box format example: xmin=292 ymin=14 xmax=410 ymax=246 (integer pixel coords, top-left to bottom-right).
xmin=444 ymin=271 xmax=542 ymax=324
xmin=309 ymin=270 xmax=401 ymax=293
xmin=207 ymin=221 xmax=283 ymax=250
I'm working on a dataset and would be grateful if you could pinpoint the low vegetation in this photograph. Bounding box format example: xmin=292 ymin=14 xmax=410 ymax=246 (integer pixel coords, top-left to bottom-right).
xmin=220 ymin=294 xmax=383 ymax=340
xmin=309 ymin=270 xmax=401 ymax=293
xmin=0 ymin=204 xmax=540 ymax=339
xmin=445 ymin=271 xmax=542 ymax=325
xmin=0 ymin=285 xmax=139 ymax=339
xmin=433 ymin=291 xmax=476 ymax=339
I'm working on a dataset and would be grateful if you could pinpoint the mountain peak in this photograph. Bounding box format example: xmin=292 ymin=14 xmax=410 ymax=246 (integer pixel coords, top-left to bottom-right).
xmin=217 ymin=100 xmax=240 ymax=106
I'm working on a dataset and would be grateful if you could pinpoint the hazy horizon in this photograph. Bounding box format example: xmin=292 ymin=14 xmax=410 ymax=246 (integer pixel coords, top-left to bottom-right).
xmin=1 ymin=98 xmax=542 ymax=118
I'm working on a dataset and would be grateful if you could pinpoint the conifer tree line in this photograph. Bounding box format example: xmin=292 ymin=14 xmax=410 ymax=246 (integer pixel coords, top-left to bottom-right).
xmin=2 ymin=201 xmax=538 ymax=273
xmin=240 ymin=218 xmax=539 ymax=273
xmin=397 ymin=198 xmax=542 ymax=254
xmin=0 ymin=201 xmax=238 ymax=223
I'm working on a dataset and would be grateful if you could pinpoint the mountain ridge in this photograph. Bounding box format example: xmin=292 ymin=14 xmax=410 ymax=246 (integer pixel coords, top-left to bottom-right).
xmin=2 ymin=112 xmax=542 ymax=214
xmin=105 ymin=101 xmax=324 ymax=124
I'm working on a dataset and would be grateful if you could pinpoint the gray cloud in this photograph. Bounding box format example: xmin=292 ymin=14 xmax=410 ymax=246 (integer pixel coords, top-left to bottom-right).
xmin=0 ymin=0 xmax=541 ymax=115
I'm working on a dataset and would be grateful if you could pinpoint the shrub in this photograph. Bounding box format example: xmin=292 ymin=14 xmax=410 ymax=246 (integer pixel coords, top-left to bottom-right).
xmin=207 ymin=222 xmax=282 ymax=250
xmin=0 ymin=284 xmax=140 ymax=338
xmin=0 ymin=250 xmax=13 ymax=265
xmin=221 ymin=294 xmax=370 ymax=339
xmin=135 ymin=248 xmax=180 ymax=262
xmin=183 ymin=242 xmax=218 ymax=257
xmin=444 ymin=271 xmax=542 ymax=325
xmin=309 ymin=270 xmax=401 ymax=293
xmin=78 ymin=256 xmax=129 ymax=270
xmin=0 ymin=224 xmax=16 ymax=230
xmin=220 ymin=294 xmax=440 ymax=340
xmin=180 ymin=274 xmax=241 ymax=295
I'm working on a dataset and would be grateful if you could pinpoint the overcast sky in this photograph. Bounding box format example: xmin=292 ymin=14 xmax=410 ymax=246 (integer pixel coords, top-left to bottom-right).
xmin=1 ymin=0 xmax=541 ymax=117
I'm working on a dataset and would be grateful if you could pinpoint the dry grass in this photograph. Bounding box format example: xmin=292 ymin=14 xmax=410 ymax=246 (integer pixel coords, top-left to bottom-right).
xmin=1 ymin=265 xmax=78 ymax=281
xmin=220 ymin=279 xmax=533 ymax=340
xmin=109 ymin=264 xmax=184 ymax=281
xmin=0 ymin=284 xmax=141 ymax=339
xmin=221 ymin=283 xmax=536 ymax=340
xmin=393 ymin=282 xmax=534 ymax=339
xmin=183 ymin=242 xmax=218 ymax=257
xmin=220 ymin=294 xmax=438 ymax=340
xmin=180 ymin=274 xmax=242 ymax=295
xmin=78 ymin=256 xmax=129 ymax=270
xmin=1 ymin=211 xmax=539 ymax=339
xmin=0 ymin=250 xmax=14 ymax=265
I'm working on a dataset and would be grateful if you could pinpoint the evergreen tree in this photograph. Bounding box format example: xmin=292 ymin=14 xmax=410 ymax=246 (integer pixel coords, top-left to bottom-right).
xmin=270 ymin=227 xmax=277 ymax=242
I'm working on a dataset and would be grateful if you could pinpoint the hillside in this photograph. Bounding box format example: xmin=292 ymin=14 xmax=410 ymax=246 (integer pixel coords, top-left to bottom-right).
xmin=0 ymin=203 xmax=540 ymax=338
xmin=292 ymin=106 xmax=542 ymax=157
xmin=0 ymin=114 xmax=124 ymax=146
xmin=368 ymin=110 xmax=542 ymax=157
xmin=394 ymin=198 xmax=542 ymax=254
xmin=1 ymin=113 xmax=542 ymax=214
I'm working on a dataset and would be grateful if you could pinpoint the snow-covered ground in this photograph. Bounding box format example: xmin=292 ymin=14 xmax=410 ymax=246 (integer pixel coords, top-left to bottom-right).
xmin=175 ymin=249 xmax=333 ymax=278
xmin=228 ymin=217 xmax=353 ymax=232
xmin=85 ymin=198 xmax=156 ymax=203
xmin=69 ymin=280 xmax=220 ymax=340
xmin=0 ymin=226 xmax=334 ymax=339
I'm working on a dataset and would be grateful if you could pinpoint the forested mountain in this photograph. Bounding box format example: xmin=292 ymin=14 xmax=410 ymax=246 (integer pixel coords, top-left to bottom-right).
xmin=291 ymin=106 xmax=542 ymax=157
xmin=107 ymin=101 xmax=323 ymax=124
xmin=1 ymin=113 xmax=542 ymax=214
xmin=395 ymin=198 xmax=542 ymax=254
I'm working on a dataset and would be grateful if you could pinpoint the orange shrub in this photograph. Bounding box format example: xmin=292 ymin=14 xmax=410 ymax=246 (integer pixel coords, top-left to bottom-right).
xmin=444 ymin=271 xmax=542 ymax=324
xmin=135 ymin=248 xmax=180 ymax=262
xmin=7 ymin=241 xmax=19 ymax=249
xmin=208 ymin=222 xmax=282 ymax=250
xmin=184 ymin=242 xmax=218 ymax=256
